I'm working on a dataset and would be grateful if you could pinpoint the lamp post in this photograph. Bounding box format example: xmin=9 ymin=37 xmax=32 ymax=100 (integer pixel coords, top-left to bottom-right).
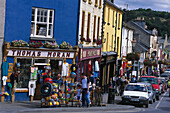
xmin=131 ymin=39 xmax=136 ymax=79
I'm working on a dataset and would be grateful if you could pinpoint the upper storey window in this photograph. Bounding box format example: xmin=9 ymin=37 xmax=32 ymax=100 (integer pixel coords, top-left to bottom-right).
xmin=31 ymin=7 xmax=54 ymax=38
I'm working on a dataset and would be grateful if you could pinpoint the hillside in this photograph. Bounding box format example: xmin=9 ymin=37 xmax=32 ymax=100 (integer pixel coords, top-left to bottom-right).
xmin=124 ymin=8 xmax=170 ymax=37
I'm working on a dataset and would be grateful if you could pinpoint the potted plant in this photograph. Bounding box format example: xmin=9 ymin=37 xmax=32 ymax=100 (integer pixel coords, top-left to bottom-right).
xmin=96 ymin=39 xmax=102 ymax=45
xmin=29 ymin=41 xmax=43 ymax=48
xmin=44 ymin=41 xmax=59 ymax=49
xmin=86 ymin=38 xmax=91 ymax=44
xmin=80 ymin=37 xmax=85 ymax=44
xmin=59 ymin=41 xmax=72 ymax=49
xmin=11 ymin=40 xmax=28 ymax=47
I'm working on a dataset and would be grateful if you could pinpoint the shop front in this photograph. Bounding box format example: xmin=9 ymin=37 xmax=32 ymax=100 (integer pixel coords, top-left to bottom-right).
xmin=100 ymin=52 xmax=117 ymax=93
xmin=1 ymin=42 xmax=78 ymax=102
xmin=77 ymin=47 xmax=102 ymax=81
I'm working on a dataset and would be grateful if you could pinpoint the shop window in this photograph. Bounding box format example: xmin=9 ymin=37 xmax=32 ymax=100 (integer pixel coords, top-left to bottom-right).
xmin=16 ymin=58 xmax=32 ymax=88
xmin=31 ymin=7 xmax=54 ymax=38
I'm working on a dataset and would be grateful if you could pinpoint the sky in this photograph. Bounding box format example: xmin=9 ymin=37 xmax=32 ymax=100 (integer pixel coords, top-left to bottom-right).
xmin=114 ymin=0 xmax=170 ymax=12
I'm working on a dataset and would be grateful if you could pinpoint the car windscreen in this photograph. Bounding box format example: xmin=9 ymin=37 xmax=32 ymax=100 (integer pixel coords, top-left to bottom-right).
xmin=147 ymin=86 xmax=152 ymax=90
xmin=161 ymin=74 xmax=168 ymax=77
xmin=125 ymin=85 xmax=147 ymax=92
xmin=139 ymin=77 xmax=158 ymax=84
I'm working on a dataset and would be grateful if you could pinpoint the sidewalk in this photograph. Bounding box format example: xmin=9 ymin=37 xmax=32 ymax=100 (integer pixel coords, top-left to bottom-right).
xmin=0 ymin=96 xmax=134 ymax=113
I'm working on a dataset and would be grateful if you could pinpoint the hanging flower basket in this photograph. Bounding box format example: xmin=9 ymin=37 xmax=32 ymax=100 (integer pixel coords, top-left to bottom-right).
xmin=96 ymin=39 xmax=102 ymax=45
xmin=11 ymin=40 xmax=28 ymax=47
xmin=158 ymin=60 xmax=163 ymax=64
xmin=29 ymin=41 xmax=43 ymax=48
xmin=44 ymin=41 xmax=59 ymax=49
xmin=127 ymin=53 xmax=140 ymax=61
xmin=152 ymin=61 xmax=157 ymax=67
xmin=143 ymin=59 xmax=152 ymax=66
xmin=59 ymin=41 xmax=72 ymax=49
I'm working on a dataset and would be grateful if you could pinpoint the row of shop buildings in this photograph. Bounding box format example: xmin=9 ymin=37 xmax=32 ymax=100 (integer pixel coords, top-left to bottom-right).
xmin=0 ymin=0 xmax=169 ymax=102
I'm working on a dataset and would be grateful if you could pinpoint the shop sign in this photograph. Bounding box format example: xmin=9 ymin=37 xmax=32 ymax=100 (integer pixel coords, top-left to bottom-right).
xmin=80 ymin=48 xmax=101 ymax=60
xmin=7 ymin=50 xmax=75 ymax=58
xmin=106 ymin=56 xmax=115 ymax=61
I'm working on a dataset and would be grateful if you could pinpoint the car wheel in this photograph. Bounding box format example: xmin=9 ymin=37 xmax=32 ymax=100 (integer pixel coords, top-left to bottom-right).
xmin=145 ymin=104 xmax=148 ymax=108
xmin=149 ymin=100 xmax=153 ymax=104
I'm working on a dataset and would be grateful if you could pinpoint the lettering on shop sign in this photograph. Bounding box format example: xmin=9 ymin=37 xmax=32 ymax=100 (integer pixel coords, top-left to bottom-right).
xmin=7 ymin=50 xmax=74 ymax=58
xmin=83 ymin=50 xmax=100 ymax=58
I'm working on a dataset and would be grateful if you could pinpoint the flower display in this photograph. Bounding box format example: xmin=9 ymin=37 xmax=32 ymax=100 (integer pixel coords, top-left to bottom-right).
xmin=93 ymin=39 xmax=97 ymax=43
xmin=86 ymin=38 xmax=91 ymax=43
xmin=11 ymin=40 xmax=28 ymax=47
xmin=29 ymin=41 xmax=43 ymax=48
xmin=127 ymin=53 xmax=140 ymax=61
xmin=44 ymin=41 xmax=59 ymax=48
xmin=59 ymin=41 xmax=72 ymax=49
xmin=80 ymin=37 xmax=86 ymax=42
xmin=96 ymin=39 xmax=102 ymax=45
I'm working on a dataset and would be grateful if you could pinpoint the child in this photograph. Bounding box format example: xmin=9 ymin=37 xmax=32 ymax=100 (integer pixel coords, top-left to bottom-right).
xmin=77 ymin=84 xmax=81 ymax=107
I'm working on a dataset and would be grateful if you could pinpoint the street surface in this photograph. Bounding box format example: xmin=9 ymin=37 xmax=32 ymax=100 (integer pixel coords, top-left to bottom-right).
xmin=0 ymin=91 xmax=170 ymax=113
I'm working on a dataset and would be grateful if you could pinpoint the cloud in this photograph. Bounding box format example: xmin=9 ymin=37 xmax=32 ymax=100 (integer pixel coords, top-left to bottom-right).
xmin=114 ymin=0 xmax=170 ymax=12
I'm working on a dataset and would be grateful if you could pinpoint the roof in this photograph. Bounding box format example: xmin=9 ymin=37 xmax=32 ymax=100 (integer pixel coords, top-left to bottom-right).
xmin=105 ymin=0 xmax=124 ymax=12
xmin=131 ymin=21 xmax=152 ymax=35
xmin=135 ymin=43 xmax=149 ymax=53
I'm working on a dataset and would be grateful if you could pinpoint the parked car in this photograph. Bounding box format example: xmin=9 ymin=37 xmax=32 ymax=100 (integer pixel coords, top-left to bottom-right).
xmin=122 ymin=83 xmax=149 ymax=108
xmin=161 ymin=72 xmax=170 ymax=80
xmin=164 ymin=68 xmax=170 ymax=73
xmin=158 ymin=77 xmax=167 ymax=93
xmin=139 ymin=76 xmax=160 ymax=100
xmin=139 ymin=83 xmax=156 ymax=104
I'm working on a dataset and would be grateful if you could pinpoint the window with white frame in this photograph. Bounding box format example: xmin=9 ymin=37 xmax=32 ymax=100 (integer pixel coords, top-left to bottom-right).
xmin=31 ymin=7 xmax=54 ymax=38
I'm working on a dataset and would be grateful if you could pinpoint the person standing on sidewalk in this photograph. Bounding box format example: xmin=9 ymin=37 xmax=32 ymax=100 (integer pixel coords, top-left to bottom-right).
xmin=88 ymin=71 xmax=95 ymax=106
xmin=81 ymin=73 xmax=90 ymax=107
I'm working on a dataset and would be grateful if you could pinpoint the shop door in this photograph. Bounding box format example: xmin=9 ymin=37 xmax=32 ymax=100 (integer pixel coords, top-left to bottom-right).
xmin=34 ymin=65 xmax=46 ymax=100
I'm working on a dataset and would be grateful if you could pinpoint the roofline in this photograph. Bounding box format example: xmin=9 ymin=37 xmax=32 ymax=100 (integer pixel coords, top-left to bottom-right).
xmin=105 ymin=0 xmax=124 ymax=13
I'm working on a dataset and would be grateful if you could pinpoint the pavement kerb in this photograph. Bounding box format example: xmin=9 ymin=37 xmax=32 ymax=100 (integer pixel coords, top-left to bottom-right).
xmin=19 ymin=105 xmax=135 ymax=112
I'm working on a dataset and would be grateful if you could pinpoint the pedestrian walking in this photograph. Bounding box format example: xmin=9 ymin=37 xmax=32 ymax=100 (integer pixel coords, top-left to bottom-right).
xmin=81 ymin=73 xmax=90 ymax=107
xmin=116 ymin=75 xmax=121 ymax=96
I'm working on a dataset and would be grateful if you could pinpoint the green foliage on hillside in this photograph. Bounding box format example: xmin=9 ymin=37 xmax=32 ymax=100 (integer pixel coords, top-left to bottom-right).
xmin=124 ymin=8 xmax=170 ymax=36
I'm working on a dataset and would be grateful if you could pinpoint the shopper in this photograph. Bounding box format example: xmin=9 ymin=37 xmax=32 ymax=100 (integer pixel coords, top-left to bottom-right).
xmin=53 ymin=73 xmax=63 ymax=86
xmin=88 ymin=71 xmax=94 ymax=106
xmin=76 ymin=84 xmax=81 ymax=107
xmin=81 ymin=73 xmax=90 ymax=107
xmin=116 ymin=75 xmax=121 ymax=96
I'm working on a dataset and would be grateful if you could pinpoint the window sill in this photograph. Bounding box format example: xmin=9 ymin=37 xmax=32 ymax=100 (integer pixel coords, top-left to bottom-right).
xmin=30 ymin=37 xmax=55 ymax=41
xmin=15 ymin=88 xmax=29 ymax=93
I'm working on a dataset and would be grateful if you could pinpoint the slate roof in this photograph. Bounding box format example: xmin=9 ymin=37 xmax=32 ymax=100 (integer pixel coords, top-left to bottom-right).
xmin=105 ymin=0 xmax=124 ymax=12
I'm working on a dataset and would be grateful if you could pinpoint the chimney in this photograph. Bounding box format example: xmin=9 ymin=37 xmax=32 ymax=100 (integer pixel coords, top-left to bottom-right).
xmin=110 ymin=0 xmax=114 ymax=3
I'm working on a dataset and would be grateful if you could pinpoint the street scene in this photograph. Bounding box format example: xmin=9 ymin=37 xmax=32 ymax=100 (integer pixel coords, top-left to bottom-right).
xmin=0 ymin=0 xmax=170 ymax=113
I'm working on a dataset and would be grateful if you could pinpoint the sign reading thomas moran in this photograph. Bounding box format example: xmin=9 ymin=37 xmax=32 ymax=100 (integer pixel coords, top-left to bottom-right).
xmin=7 ymin=49 xmax=75 ymax=59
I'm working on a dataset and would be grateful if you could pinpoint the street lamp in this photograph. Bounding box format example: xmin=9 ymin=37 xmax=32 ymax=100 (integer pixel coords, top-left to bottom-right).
xmin=132 ymin=39 xmax=136 ymax=52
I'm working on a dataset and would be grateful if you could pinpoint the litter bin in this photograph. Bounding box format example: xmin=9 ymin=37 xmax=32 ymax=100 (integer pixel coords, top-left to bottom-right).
xmin=108 ymin=88 xmax=115 ymax=104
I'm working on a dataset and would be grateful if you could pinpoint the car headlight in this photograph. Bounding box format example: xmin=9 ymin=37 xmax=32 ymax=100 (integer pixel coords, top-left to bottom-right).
xmin=139 ymin=97 xmax=147 ymax=100
xmin=123 ymin=95 xmax=131 ymax=98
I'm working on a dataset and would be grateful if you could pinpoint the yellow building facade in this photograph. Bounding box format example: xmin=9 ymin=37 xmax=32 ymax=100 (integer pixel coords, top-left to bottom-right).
xmin=102 ymin=1 xmax=123 ymax=58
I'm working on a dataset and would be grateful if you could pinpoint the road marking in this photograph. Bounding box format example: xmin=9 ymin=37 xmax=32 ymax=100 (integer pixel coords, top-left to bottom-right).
xmin=155 ymin=92 xmax=167 ymax=109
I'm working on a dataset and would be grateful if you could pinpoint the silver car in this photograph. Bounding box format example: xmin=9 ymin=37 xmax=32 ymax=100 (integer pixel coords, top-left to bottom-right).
xmin=140 ymin=83 xmax=156 ymax=104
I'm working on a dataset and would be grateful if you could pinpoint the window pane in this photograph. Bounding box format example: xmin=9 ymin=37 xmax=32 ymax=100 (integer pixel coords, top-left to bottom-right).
xmin=36 ymin=24 xmax=47 ymax=36
xmin=41 ymin=17 xmax=43 ymax=22
xmin=49 ymin=17 xmax=52 ymax=23
xmin=32 ymin=16 xmax=34 ymax=21
xmin=41 ymin=10 xmax=44 ymax=16
xmin=44 ymin=17 xmax=47 ymax=22
xmin=50 ymin=11 xmax=53 ymax=17
xmin=37 ymin=17 xmax=40 ymax=22
xmin=44 ymin=11 xmax=47 ymax=16
xmin=32 ymin=9 xmax=35 ymax=14
xmin=38 ymin=10 xmax=40 ymax=15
